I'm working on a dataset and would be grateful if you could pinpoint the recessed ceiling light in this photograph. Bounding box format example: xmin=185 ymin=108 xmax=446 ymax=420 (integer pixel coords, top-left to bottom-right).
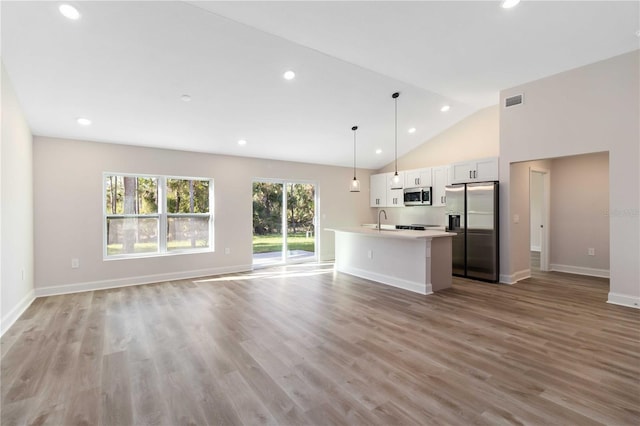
xmin=59 ymin=4 xmax=81 ymax=20
xmin=440 ymin=105 xmax=451 ymax=112
xmin=237 ymin=139 xmax=247 ymax=146
xmin=283 ymin=70 xmax=296 ymax=80
xmin=76 ymin=117 xmax=91 ymax=126
xmin=408 ymin=127 xmax=417 ymax=134
xmin=181 ymin=94 xmax=191 ymax=102
xmin=501 ymin=0 xmax=521 ymax=9
xmin=375 ymin=149 xmax=382 ymax=155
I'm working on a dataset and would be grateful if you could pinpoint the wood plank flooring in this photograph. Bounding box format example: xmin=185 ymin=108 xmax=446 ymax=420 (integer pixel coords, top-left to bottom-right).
xmin=2 ymin=262 xmax=639 ymax=425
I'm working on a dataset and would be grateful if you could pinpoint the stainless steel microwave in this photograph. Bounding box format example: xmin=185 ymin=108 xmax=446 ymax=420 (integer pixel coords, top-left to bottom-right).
xmin=403 ymin=187 xmax=432 ymax=206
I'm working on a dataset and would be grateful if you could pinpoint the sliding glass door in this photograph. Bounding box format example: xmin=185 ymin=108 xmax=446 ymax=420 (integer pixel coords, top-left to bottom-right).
xmin=252 ymin=180 xmax=316 ymax=266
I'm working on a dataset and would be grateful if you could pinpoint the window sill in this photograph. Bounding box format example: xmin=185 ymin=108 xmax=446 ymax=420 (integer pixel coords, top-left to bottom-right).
xmin=104 ymin=248 xmax=215 ymax=261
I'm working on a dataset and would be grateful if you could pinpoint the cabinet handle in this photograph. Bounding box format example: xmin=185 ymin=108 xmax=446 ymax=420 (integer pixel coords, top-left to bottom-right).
xmin=474 ymin=170 xmax=477 ymax=179
xmin=469 ymin=171 xmax=472 ymax=179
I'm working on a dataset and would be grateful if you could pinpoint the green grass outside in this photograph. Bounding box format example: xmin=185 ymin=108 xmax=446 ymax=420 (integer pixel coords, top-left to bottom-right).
xmin=253 ymin=233 xmax=314 ymax=254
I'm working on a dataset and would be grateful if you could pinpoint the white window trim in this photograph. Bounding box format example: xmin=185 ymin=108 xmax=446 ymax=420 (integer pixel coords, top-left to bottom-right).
xmin=103 ymin=173 xmax=214 ymax=260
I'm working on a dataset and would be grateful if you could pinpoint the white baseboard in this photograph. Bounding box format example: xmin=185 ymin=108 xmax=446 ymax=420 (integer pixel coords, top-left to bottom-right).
xmin=530 ymin=246 xmax=541 ymax=252
xmin=337 ymin=265 xmax=432 ymax=295
xmin=1 ymin=289 xmax=35 ymax=337
xmin=607 ymin=292 xmax=640 ymax=309
xmin=499 ymin=269 xmax=531 ymax=285
xmin=550 ymin=264 xmax=610 ymax=279
xmin=34 ymin=264 xmax=253 ymax=297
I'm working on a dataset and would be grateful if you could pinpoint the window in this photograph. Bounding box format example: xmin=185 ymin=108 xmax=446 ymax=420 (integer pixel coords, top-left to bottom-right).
xmin=166 ymin=178 xmax=210 ymax=251
xmin=104 ymin=174 xmax=213 ymax=258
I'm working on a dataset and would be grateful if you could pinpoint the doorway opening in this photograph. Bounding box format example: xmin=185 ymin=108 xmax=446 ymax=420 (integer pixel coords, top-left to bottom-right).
xmin=529 ymin=168 xmax=550 ymax=272
xmin=252 ymin=180 xmax=317 ymax=267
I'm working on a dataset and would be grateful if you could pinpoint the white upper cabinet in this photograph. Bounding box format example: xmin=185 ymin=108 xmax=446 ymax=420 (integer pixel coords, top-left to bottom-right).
xmin=404 ymin=168 xmax=432 ymax=188
xmin=387 ymin=171 xmax=404 ymax=190
xmin=449 ymin=157 xmax=499 ymax=184
xmin=386 ymin=172 xmax=405 ymax=207
xmin=370 ymin=173 xmax=387 ymax=207
xmin=369 ymin=172 xmax=405 ymax=207
xmin=432 ymin=165 xmax=450 ymax=207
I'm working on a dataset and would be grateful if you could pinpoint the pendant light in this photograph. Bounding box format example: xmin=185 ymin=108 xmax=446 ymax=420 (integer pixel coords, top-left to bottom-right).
xmin=350 ymin=125 xmax=361 ymax=192
xmin=391 ymin=92 xmax=402 ymax=187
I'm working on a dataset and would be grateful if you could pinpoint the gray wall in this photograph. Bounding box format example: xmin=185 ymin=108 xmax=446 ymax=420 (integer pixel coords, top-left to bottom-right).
xmin=500 ymin=50 xmax=639 ymax=307
xmin=33 ymin=137 xmax=373 ymax=295
xmin=1 ymin=63 xmax=34 ymax=334
xmin=550 ymin=152 xmax=609 ymax=274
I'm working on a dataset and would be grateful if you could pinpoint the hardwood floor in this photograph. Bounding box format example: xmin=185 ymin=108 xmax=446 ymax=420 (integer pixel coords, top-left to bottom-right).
xmin=2 ymin=263 xmax=639 ymax=425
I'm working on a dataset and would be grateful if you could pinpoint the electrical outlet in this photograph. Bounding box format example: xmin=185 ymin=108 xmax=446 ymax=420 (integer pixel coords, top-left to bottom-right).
xmin=367 ymin=250 xmax=373 ymax=259
xmin=71 ymin=258 xmax=80 ymax=268
xmin=224 ymin=248 xmax=231 ymax=255
xmin=588 ymin=248 xmax=595 ymax=256
xmin=513 ymin=214 xmax=520 ymax=224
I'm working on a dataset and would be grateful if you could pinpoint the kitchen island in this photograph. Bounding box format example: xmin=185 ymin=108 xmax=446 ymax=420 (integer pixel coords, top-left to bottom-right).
xmin=327 ymin=227 xmax=455 ymax=295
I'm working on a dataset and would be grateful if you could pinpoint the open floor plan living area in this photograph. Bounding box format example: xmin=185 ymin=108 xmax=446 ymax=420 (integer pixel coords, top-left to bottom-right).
xmin=2 ymin=1 xmax=639 ymax=425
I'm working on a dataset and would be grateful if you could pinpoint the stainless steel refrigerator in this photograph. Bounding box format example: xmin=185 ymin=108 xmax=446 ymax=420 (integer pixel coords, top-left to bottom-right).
xmin=445 ymin=182 xmax=499 ymax=282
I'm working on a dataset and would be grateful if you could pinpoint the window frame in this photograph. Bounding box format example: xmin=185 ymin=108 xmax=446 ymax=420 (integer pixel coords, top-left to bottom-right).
xmin=103 ymin=173 xmax=214 ymax=260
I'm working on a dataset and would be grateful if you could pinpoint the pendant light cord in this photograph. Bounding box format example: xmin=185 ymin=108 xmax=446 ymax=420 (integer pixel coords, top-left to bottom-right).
xmin=393 ymin=92 xmax=399 ymax=175
xmin=352 ymin=126 xmax=357 ymax=179
xmin=394 ymin=97 xmax=397 ymax=174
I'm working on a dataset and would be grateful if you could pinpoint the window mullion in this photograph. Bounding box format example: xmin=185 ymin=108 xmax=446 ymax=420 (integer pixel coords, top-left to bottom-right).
xmin=159 ymin=176 xmax=167 ymax=253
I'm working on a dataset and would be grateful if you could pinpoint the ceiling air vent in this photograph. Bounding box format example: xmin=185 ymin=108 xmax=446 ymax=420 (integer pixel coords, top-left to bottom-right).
xmin=505 ymin=94 xmax=523 ymax=108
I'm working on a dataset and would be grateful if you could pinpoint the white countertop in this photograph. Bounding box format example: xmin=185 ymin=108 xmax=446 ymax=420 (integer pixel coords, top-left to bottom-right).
xmin=326 ymin=226 xmax=455 ymax=240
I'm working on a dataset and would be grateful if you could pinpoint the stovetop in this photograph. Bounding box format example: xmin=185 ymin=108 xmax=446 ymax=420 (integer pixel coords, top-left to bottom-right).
xmin=395 ymin=224 xmax=442 ymax=231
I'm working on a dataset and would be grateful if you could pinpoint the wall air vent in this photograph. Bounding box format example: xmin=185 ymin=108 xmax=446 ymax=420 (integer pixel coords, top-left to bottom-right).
xmin=505 ymin=94 xmax=524 ymax=108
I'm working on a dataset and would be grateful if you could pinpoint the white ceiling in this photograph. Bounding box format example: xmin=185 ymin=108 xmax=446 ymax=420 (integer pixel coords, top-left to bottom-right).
xmin=2 ymin=1 xmax=638 ymax=170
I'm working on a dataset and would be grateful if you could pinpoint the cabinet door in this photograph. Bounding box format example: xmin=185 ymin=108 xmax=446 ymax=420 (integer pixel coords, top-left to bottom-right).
xmin=474 ymin=157 xmax=499 ymax=181
xmin=450 ymin=161 xmax=474 ymax=184
xmin=386 ymin=173 xmax=405 ymax=207
xmin=369 ymin=173 xmax=387 ymax=207
xmin=432 ymin=165 xmax=449 ymax=206
xmin=386 ymin=187 xmax=404 ymax=207
xmin=405 ymin=168 xmax=432 ymax=188
xmin=388 ymin=171 xmax=404 ymax=190
xmin=418 ymin=168 xmax=433 ymax=187
xmin=404 ymin=170 xmax=420 ymax=188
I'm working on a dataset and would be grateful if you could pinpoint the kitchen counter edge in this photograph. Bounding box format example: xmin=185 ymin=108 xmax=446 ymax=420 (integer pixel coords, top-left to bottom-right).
xmin=325 ymin=227 xmax=455 ymax=240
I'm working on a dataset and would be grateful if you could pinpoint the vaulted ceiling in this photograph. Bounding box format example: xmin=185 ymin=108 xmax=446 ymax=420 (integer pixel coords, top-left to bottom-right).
xmin=2 ymin=1 xmax=638 ymax=169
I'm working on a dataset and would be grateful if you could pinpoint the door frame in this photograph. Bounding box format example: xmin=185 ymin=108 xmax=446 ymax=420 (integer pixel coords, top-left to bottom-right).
xmin=252 ymin=177 xmax=319 ymax=265
xmin=529 ymin=168 xmax=551 ymax=271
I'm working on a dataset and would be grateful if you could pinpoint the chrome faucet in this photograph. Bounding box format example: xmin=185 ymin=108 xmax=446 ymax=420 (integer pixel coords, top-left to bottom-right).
xmin=378 ymin=209 xmax=387 ymax=231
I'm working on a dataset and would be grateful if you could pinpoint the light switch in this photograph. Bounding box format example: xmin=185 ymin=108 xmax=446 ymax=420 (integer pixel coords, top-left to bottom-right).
xmin=513 ymin=214 xmax=520 ymax=224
